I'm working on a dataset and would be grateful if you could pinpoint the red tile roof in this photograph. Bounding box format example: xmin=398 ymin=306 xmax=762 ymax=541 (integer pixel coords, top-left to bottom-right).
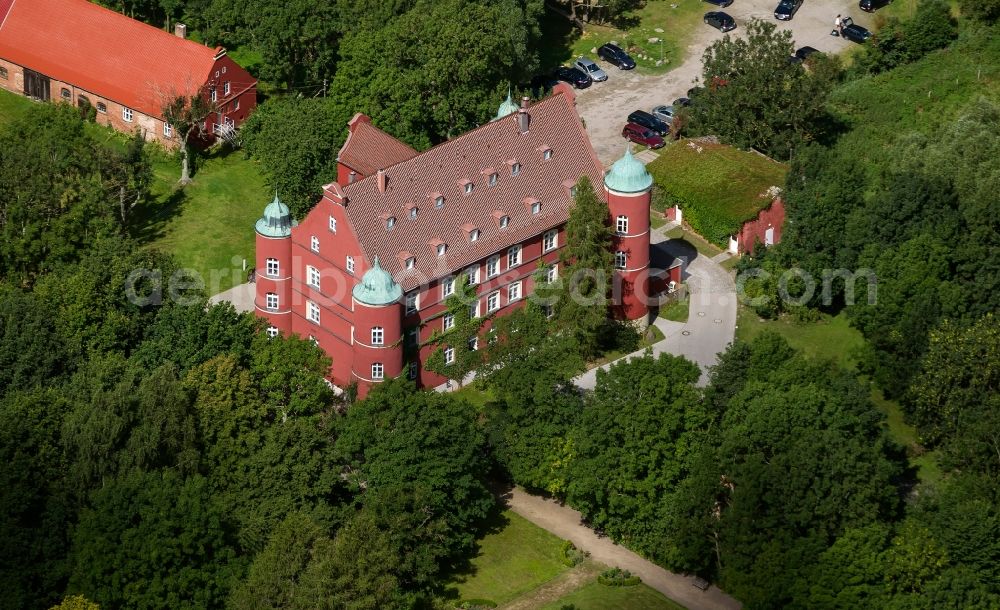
xmin=0 ymin=0 xmax=231 ymax=118
xmin=337 ymin=114 xmax=419 ymax=177
xmin=331 ymin=88 xmax=605 ymax=291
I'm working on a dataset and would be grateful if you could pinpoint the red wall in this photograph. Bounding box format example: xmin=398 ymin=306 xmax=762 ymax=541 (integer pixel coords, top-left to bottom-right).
xmin=738 ymin=198 xmax=785 ymax=254
xmin=606 ymin=187 xmax=652 ymax=323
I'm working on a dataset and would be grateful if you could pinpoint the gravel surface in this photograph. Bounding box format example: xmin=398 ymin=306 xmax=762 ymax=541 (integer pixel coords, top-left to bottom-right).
xmin=571 ymin=0 xmax=878 ymax=163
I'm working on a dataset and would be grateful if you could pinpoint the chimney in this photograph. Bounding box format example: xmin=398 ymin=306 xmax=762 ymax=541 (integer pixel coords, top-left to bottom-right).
xmin=521 ymin=96 xmax=530 ymax=110
xmin=174 ymin=23 xmax=187 ymax=39
xmin=377 ymin=169 xmax=387 ymax=193
xmin=517 ymin=108 xmax=530 ymax=134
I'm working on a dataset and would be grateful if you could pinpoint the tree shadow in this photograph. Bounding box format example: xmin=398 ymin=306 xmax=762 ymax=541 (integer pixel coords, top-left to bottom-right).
xmin=129 ymin=186 xmax=188 ymax=243
xmin=653 ymin=237 xmax=699 ymax=282
xmin=435 ymin=490 xmax=513 ymax=603
xmin=538 ymin=5 xmax=580 ymax=71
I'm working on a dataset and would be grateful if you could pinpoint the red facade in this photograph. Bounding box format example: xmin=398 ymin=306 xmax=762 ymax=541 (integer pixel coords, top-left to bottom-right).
xmin=606 ymin=186 xmax=652 ymax=323
xmin=736 ymin=197 xmax=785 ymax=254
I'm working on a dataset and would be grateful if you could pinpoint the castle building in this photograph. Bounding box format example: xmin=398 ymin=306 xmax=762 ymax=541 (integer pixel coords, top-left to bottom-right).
xmin=255 ymin=84 xmax=658 ymax=397
xmin=0 ymin=0 xmax=257 ymax=145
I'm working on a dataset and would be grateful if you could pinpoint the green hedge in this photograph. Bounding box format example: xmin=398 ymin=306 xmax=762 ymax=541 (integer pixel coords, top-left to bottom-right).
xmin=561 ymin=540 xmax=588 ymax=567
xmin=598 ymin=567 xmax=642 ymax=587
xmin=457 ymin=599 xmax=497 ymax=609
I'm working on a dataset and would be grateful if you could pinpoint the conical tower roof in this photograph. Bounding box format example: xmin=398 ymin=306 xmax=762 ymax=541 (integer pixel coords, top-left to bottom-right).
xmin=352 ymin=256 xmax=403 ymax=306
xmin=494 ymin=87 xmax=519 ymax=121
xmin=255 ymin=192 xmax=295 ymax=237
xmin=604 ymin=145 xmax=653 ymax=193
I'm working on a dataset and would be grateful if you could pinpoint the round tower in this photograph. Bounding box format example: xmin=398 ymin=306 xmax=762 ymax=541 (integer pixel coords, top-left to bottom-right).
xmin=254 ymin=193 xmax=295 ymax=335
xmin=604 ymin=146 xmax=653 ymax=327
xmin=351 ymin=257 xmax=404 ymax=398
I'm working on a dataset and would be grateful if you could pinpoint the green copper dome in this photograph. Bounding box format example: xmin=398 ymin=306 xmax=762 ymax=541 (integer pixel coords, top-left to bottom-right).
xmin=352 ymin=256 xmax=403 ymax=306
xmin=255 ymin=193 xmax=296 ymax=237
xmin=604 ymin=146 xmax=653 ymax=194
xmin=494 ymin=88 xmax=519 ymax=121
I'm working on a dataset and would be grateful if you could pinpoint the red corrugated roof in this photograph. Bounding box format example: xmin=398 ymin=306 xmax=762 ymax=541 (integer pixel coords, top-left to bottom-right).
xmin=337 ymin=114 xmax=420 ymax=177
xmin=0 ymin=0 xmax=225 ymax=117
xmin=332 ymin=90 xmax=605 ymax=291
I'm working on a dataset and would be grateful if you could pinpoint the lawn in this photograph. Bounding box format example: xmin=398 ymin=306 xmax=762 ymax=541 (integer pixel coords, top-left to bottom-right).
xmin=648 ymin=139 xmax=788 ymax=247
xmin=442 ymin=510 xmax=569 ymax=606
xmin=132 ymin=150 xmax=267 ymax=295
xmin=539 ymin=0 xmax=708 ymax=74
xmin=541 ymin=581 xmax=685 ymax=610
xmin=658 ymin=297 xmax=689 ymax=323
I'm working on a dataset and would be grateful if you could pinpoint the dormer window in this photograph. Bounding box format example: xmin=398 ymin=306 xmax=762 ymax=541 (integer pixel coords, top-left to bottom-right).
xmin=563 ymin=178 xmax=578 ymax=199
xmin=434 ymin=195 xmax=444 ymax=209
xmin=511 ymin=162 xmax=521 ymax=176
xmin=462 ymin=223 xmax=479 ymax=242
xmin=399 ymin=251 xmax=415 ymax=271
xmin=539 ymin=145 xmax=553 ymax=160
xmin=500 ymin=215 xmax=509 ymax=228
xmin=470 ymin=228 xmax=480 ymax=242
xmin=437 ymin=243 xmax=446 ymax=256
xmin=410 ymin=207 xmax=418 ymax=219
xmin=489 ymin=172 xmax=498 ymax=186
xmin=459 ymin=179 xmax=473 ymax=195
xmin=406 ymin=257 xmax=415 ymax=269
xmin=531 ymin=202 xmax=541 ymax=214
xmin=383 ymin=215 xmax=396 ymax=231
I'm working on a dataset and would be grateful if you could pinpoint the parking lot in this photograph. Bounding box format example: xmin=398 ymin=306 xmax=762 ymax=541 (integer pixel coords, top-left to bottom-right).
xmin=571 ymin=0 xmax=879 ymax=163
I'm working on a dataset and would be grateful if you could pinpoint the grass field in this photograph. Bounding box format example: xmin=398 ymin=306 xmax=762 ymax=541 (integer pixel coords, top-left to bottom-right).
xmin=539 ymin=0 xmax=708 ymax=74
xmin=658 ymin=297 xmax=689 ymax=323
xmin=131 ymin=150 xmax=266 ymax=295
xmin=649 ymin=140 xmax=788 ymax=246
xmin=443 ymin=511 xmax=570 ymax=606
xmin=541 ymin=581 xmax=685 ymax=610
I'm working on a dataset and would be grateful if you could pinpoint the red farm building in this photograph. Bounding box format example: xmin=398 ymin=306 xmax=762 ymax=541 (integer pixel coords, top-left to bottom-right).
xmin=0 ymin=0 xmax=257 ymax=145
xmin=254 ymin=86 xmax=659 ymax=398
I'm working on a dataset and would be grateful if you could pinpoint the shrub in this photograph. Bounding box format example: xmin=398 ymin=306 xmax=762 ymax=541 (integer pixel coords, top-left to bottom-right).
xmin=457 ymin=600 xmax=497 ymax=609
xmin=561 ymin=541 xmax=588 ymax=567
xmin=598 ymin=567 xmax=642 ymax=587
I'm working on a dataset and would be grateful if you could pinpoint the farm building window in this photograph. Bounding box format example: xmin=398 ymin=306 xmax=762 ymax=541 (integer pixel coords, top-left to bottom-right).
xmin=0 ymin=67 xmax=7 ymax=79
xmin=122 ymin=107 xmax=133 ymax=122
xmin=60 ymin=87 xmax=70 ymax=99
xmin=77 ymin=95 xmax=90 ymax=108
xmin=96 ymin=102 xmax=107 ymax=113
xmin=163 ymin=123 xmax=172 ymax=137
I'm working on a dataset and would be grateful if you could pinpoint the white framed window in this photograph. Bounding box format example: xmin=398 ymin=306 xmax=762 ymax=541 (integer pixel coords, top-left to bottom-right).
xmin=307 ymin=301 xmax=320 ymax=324
xmin=443 ymin=314 xmax=455 ymax=331
xmin=437 ymin=243 xmax=447 ymax=257
xmin=266 ymin=326 xmax=279 ymax=338
xmin=311 ymin=235 xmax=320 ymax=252
xmin=405 ymin=257 xmax=415 ymax=270
xmin=570 ymin=185 xmax=578 ymax=198
xmin=224 ymin=81 xmax=231 ymax=95
xmin=546 ymin=264 xmax=558 ymax=283
xmin=466 ymin=266 xmax=479 ymax=285
xmin=616 ymin=215 xmax=629 ymax=235
xmin=329 ymin=215 xmax=337 ymax=232
xmin=615 ymin=251 xmax=627 ymax=269
xmin=386 ymin=216 xmax=395 ymax=230
xmin=435 ymin=196 xmax=444 ymax=209
xmin=210 ymin=89 xmax=217 ymax=102
xmin=307 ymin=265 xmax=320 ymax=288
xmin=469 ymin=301 xmax=480 ymax=319
xmin=96 ymin=102 xmax=107 ymax=113
xmin=511 ymin=162 xmax=521 ymax=176
xmin=346 ymin=256 xmax=355 ymax=274
xmin=507 ymin=245 xmax=521 ymax=268
xmin=508 ymin=281 xmax=522 ymax=302
xmin=410 ymin=207 xmax=418 ymax=219
xmin=489 ymin=172 xmax=498 ymax=186
xmin=408 ymin=361 xmax=418 ymax=380
xmin=487 ymin=256 xmax=500 ymax=277
xmin=543 ymin=149 xmax=553 ymax=160
xmin=531 ymin=201 xmax=541 ymax=215
xmin=487 ymin=290 xmax=500 ymax=312
xmin=163 ymin=122 xmax=172 ymax=137
xmin=468 ymin=337 xmax=478 ymax=351
xmin=543 ymin=230 xmax=557 ymax=251
xmin=371 ymin=362 xmax=384 ymax=380
xmin=444 ymin=347 xmax=455 ymax=365
xmin=500 ymin=215 xmax=510 ymax=229
xmin=405 ymin=293 xmax=418 ymax=315
xmin=464 ymin=182 xmax=474 ymax=194
xmin=266 ymin=292 xmax=278 ymax=310
xmin=233 ymin=98 xmax=239 ymax=111
xmin=371 ymin=326 xmax=384 ymax=345
xmin=442 ymin=277 xmax=455 ymax=298
xmin=122 ymin=107 xmax=133 ymax=122
xmin=469 ymin=228 xmax=480 ymax=242
xmin=266 ymin=258 xmax=279 ymax=277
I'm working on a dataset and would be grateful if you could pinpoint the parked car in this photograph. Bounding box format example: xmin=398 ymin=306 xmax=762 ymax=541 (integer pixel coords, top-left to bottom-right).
xmin=704 ymin=11 xmax=736 ymax=32
xmin=841 ymin=16 xmax=872 ymax=43
xmin=553 ymin=65 xmax=592 ymax=89
xmin=859 ymin=0 xmax=891 ymax=11
xmin=703 ymin=0 xmax=733 ymax=6
xmin=774 ymin=0 xmax=803 ymax=20
xmin=651 ymin=105 xmax=677 ymax=125
xmin=574 ymin=57 xmax=608 ymax=82
xmin=622 ymin=123 xmax=665 ymax=149
xmin=627 ymin=110 xmax=670 ymax=136
xmin=673 ymin=97 xmax=691 ymax=107
xmin=790 ymin=45 xmax=821 ymax=63
xmin=597 ymin=43 xmax=636 ymax=70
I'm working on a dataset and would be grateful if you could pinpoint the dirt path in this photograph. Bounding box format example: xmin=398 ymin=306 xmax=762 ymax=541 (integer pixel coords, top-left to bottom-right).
xmin=572 ymin=0 xmax=877 ymax=164
xmin=500 ymin=562 xmax=601 ymax=610
xmin=505 ymin=486 xmax=742 ymax=610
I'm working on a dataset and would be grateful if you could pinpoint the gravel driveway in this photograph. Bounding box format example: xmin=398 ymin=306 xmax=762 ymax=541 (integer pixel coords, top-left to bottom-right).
xmin=571 ymin=0 xmax=878 ymax=163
